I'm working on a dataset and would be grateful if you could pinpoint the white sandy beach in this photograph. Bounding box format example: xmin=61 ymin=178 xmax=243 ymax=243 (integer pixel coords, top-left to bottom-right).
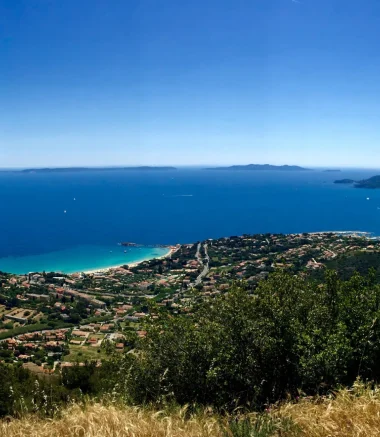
xmin=82 ymin=246 xmax=179 ymax=275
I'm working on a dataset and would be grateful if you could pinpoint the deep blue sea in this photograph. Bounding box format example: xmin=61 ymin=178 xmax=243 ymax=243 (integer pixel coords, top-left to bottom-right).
xmin=1 ymin=168 xmax=380 ymax=274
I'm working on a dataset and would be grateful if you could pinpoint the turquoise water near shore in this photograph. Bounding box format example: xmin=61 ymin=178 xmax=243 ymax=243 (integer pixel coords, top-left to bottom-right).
xmin=0 ymin=245 xmax=168 ymax=275
xmin=2 ymin=168 xmax=380 ymax=274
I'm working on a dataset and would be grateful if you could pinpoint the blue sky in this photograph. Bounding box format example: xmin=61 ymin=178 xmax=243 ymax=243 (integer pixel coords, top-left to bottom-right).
xmin=1 ymin=0 xmax=380 ymax=168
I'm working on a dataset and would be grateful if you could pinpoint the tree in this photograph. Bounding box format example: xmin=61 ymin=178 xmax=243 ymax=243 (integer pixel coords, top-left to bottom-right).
xmin=69 ymin=312 xmax=81 ymax=324
xmin=101 ymin=339 xmax=115 ymax=355
xmin=120 ymin=270 xmax=380 ymax=410
xmin=62 ymin=362 xmax=97 ymax=393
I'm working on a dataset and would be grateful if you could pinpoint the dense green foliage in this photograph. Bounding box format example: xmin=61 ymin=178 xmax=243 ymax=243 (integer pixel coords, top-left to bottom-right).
xmin=0 ymin=364 xmax=71 ymax=417
xmin=0 ymin=360 xmax=122 ymax=418
xmin=311 ymin=251 xmax=380 ymax=282
xmin=121 ymin=270 xmax=380 ymax=410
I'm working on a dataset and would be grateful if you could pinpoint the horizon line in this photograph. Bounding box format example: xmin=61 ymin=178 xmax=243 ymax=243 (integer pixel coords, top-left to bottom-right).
xmin=2 ymin=164 xmax=380 ymax=171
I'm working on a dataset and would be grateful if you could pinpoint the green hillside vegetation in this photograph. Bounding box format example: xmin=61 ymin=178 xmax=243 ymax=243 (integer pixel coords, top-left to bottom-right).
xmin=123 ymin=270 xmax=380 ymax=410
xmin=310 ymin=251 xmax=380 ymax=282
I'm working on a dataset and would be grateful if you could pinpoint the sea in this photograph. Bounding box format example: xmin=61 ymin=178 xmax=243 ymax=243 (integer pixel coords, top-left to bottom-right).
xmin=1 ymin=168 xmax=380 ymax=274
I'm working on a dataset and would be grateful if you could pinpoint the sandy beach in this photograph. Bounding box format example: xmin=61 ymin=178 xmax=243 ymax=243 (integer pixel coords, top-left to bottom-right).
xmin=82 ymin=245 xmax=179 ymax=275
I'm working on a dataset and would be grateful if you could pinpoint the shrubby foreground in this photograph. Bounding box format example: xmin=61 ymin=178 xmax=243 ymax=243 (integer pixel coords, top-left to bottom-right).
xmin=124 ymin=270 xmax=380 ymax=409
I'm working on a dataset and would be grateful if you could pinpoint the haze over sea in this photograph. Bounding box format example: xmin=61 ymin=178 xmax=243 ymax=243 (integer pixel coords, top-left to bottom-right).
xmin=1 ymin=168 xmax=380 ymax=274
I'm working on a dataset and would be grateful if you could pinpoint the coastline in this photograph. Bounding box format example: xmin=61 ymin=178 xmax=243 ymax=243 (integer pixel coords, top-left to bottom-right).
xmin=82 ymin=245 xmax=179 ymax=275
xmin=81 ymin=231 xmax=375 ymax=275
xmin=0 ymin=245 xmax=178 ymax=276
xmin=309 ymin=230 xmax=374 ymax=237
xmin=2 ymin=230 xmax=378 ymax=276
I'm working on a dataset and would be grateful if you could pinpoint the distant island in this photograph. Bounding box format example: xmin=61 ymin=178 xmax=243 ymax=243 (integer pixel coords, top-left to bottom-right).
xmin=13 ymin=166 xmax=177 ymax=173
xmin=334 ymin=179 xmax=356 ymax=184
xmin=356 ymin=175 xmax=380 ymax=189
xmin=324 ymin=169 xmax=341 ymax=172
xmin=334 ymin=175 xmax=380 ymax=188
xmin=205 ymin=164 xmax=310 ymax=171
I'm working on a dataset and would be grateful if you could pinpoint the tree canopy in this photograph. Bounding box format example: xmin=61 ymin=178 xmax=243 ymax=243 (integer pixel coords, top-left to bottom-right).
xmin=122 ymin=270 xmax=380 ymax=410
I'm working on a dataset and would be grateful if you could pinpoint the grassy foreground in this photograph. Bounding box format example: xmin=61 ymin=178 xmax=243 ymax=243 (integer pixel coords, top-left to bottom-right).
xmin=0 ymin=404 xmax=222 ymax=437
xmin=2 ymin=383 xmax=380 ymax=437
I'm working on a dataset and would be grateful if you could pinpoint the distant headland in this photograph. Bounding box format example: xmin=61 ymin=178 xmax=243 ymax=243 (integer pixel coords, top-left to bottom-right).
xmin=205 ymin=164 xmax=311 ymax=171
xmin=10 ymin=166 xmax=177 ymax=173
xmin=334 ymin=179 xmax=356 ymax=184
xmin=334 ymin=175 xmax=380 ymax=189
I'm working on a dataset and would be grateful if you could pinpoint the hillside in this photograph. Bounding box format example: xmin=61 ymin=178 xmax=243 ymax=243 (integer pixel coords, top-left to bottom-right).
xmin=309 ymin=251 xmax=380 ymax=282
xmin=0 ymin=233 xmax=380 ymax=435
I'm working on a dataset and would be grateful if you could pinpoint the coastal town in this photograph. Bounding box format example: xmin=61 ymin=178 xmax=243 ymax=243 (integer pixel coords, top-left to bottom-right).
xmin=1 ymin=232 xmax=380 ymax=375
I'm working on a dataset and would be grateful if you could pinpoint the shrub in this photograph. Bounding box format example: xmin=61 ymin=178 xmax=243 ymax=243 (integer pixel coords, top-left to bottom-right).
xmin=121 ymin=270 xmax=380 ymax=410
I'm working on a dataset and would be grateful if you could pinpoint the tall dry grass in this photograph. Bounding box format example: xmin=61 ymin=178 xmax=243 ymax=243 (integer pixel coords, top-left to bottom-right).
xmin=0 ymin=403 xmax=223 ymax=437
xmin=276 ymin=381 xmax=380 ymax=436
xmin=3 ymin=382 xmax=380 ymax=437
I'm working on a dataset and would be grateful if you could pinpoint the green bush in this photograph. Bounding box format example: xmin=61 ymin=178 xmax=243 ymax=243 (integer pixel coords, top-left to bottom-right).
xmin=121 ymin=270 xmax=380 ymax=410
xmin=0 ymin=363 xmax=73 ymax=418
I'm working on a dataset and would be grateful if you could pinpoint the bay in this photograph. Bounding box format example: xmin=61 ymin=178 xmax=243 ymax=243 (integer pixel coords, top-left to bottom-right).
xmin=1 ymin=168 xmax=380 ymax=273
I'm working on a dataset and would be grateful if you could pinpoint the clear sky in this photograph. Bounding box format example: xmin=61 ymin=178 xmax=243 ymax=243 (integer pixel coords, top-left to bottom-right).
xmin=1 ymin=0 xmax=380 ymax=168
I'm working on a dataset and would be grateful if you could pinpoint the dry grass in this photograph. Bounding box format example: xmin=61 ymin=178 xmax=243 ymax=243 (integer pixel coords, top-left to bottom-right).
xmin=0 ymin=404 xmax=223 ymax=437
xmin=276 ymin=381 xmax=380 ymax=436
xmin=3 ymin=382 xmax=380 ymax=437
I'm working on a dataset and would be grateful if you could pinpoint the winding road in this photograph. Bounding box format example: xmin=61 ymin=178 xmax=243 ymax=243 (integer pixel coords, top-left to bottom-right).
xmin=193 ymin=243 xmax=209 ymax=287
